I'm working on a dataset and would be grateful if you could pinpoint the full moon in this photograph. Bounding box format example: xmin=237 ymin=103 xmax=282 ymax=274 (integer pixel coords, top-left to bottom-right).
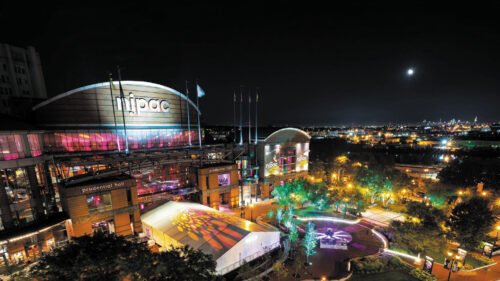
xmin=407 ymin=68 xmax=414 ymax=76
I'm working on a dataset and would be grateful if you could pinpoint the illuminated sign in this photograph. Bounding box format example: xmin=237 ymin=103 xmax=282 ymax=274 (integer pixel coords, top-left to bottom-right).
xmin=117 ymin=93 xmax=170 ymax=115
xmin=423 ymin=256 xmax=434 ymax=274
xmin=218 ymin=173 xmax=230 ymax=187
xmin=81 ymin=181 xmax=125 ymax=194
xmin=263 ymin=142 xmax=309 ymax=177
xmin=296 ymin=142 xmax=309 ymax=172
xmin=264 ymin=145 xmax=281 ymax=177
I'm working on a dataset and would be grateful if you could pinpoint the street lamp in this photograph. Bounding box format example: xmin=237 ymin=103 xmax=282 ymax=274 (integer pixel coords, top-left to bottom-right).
xmin=446 ymin=252 xmax=454 ymax=281
xmin=446 ymin=252 xmax=460 ymax=281
xmin=250 ymin=203 xmax=254 ymax=222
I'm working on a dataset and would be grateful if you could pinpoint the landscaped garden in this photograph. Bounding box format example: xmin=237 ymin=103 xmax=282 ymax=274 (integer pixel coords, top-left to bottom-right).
xmin=351 ymin=256 xmax=436 ymax=281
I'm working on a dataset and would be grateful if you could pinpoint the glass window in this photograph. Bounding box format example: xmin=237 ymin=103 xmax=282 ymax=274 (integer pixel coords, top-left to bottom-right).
xmin=86 ymin=192 xmax=112 ymax=213
xmin=27 ymin=134 xmax=42 ymax=157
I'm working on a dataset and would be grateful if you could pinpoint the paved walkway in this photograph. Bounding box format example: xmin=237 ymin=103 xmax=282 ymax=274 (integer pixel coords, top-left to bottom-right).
xmin=432 ymin=255 xmax=500 ymax=281
xmin=361 ymin=206 xmax=405 ymax=226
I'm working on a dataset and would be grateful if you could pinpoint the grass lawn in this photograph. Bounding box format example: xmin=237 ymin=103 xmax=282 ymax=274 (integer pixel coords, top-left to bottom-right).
xmin=465 ymin=254 xmax=492 ymax=268
xmin=294 ymin=206 xmax=358 ymax=220
xmin=349 ymin=270 xmax=419 ymax=281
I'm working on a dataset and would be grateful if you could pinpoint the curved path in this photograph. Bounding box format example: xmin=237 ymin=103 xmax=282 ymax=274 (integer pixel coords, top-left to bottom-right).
xmin=271 ymin=215 xmax=386 ymax=280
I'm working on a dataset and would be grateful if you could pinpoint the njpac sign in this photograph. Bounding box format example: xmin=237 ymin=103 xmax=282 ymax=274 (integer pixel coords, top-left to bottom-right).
xmin=117 ymin=93 xmax=170 ymax=115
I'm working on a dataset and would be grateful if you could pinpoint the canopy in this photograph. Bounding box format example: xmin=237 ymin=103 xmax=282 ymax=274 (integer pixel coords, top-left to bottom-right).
xmin=141 ymin=201 xmax=280 ymax=274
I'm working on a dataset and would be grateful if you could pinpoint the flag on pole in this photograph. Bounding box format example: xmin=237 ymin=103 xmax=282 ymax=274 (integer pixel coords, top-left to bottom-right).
xmin=197 ymin=84 xmax=205 ymax=98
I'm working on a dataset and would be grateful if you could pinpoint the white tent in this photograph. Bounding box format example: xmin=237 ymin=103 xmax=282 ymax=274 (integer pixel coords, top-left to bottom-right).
xmin=141 ymin=201 xmax=280 ymax=275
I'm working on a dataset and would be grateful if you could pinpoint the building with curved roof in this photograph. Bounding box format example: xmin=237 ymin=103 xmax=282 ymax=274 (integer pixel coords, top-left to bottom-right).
xmin=254 ymin=128 xmax=311 ymax=200
xmin=0 ymin=80 xmax=235 ymax=266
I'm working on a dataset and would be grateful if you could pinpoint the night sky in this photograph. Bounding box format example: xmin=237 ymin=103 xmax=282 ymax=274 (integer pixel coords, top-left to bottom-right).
xmin=2 ymin=2 xmax=499 ymax=126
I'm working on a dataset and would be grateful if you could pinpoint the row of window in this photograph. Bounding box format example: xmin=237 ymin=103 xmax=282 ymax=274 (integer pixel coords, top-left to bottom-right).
xmin=42 ymin=129 xmax=199 ymax=153
xmin=0 ymin=87 xmax=13 ymax=95
xmin=1 ymin=75 xmax=10 ymax=83
xmin=0 ymin=134 xmax=41 ymax=161
xmin=0 ymin=129 xmax=198 ymax=161
xmin=14 ymin=65 xmax=26 ymax=74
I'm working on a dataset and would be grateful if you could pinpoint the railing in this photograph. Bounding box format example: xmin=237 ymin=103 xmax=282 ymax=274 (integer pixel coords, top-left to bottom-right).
xmin=217 ymin=241 xmax=280 ymax=275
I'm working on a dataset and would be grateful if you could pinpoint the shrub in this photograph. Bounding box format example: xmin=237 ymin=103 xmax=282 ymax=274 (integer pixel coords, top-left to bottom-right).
xmin=463 ymin=264 xmax=473 ymax=270
xmin=409 ymin=268 xmax=437 ymax=281
xmin=469 ymin=253 xmax=495 ymax=265
xmin=387 ymin=256 xmax=405 ymax=268
xmin=352 ymin=256 xmax=405 ymax=273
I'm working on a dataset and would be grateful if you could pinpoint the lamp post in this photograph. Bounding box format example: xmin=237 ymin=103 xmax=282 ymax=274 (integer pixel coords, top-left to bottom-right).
xmin=446 ymin=252 xmax=460 ymax=281
xmin=250 ymin=203 xmax=254 ymax=222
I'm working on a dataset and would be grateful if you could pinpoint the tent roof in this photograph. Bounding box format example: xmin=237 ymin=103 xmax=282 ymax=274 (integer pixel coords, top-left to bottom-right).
xmin=141 ymin=201 xmax=275 ymax=259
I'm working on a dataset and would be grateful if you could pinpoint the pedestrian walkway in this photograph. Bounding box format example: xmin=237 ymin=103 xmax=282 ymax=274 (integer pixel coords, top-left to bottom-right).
xmin=361 ymin=206 xmax=405 ymax=226
xmin=432 ymin=255 xmax=500 ymax=281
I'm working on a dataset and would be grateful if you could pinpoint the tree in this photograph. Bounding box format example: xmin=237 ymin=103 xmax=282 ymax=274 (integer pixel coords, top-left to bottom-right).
xmin=405 ymin=201 xmax=445 ymax=229
xmin=302 ymin=222 xmax=317 ymax=263
xmin=153 ymin=245 xmax=223 ymax=281
xmin=283 ymin=206 xmax=294 ymax=229
xmin=425 ymin=182 xmax=456 ymax=208
xmin=447 ymin=197 xmax=495 ymax=249
xmin=276 ymin=208 xmax=284 ymax=226
xmin=267 ymin=209 xmax=274 ymax=220
xmin=291 ymin=247 xmax=306 ymax=279
xmin=29 ymin=232 xmax=221 ymax=281
xmin=390 ymin=201 xmax=447 ymax=258
xmin=273 ymin=261 xmax=289 ymax=281
xmin=439 ymin=158 xmax=500 ymax=190
xmin=391 ymin=220 xmax=447 ymax=259
xmin=271 ymin=183 xmax=293 ymax=208
xmin=289 ymin=222 xmax=299 ymax=247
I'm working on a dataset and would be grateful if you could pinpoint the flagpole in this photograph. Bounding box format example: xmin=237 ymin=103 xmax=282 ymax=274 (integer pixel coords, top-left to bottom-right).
xmin=108 ymin=73 xmax=120 ymax=152
xmin=117 ymin=66 xmax=129 ymax=154
xmin=196 ymin=82 xmax=202 ymax=150
xmin=255 ymin=88 xmax=258 ymax=145
xmin=239 ymin=87 xmax=243 ymax=146
xmin=233 ymin=91 xmax=236 ymax=143
xmin=248 ymin=88 xmax=251 ymax=144
xmin=185 ymin=80 xmax=192 ymax=147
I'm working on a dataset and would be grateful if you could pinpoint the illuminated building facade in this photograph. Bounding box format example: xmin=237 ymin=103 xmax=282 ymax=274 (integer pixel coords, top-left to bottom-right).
xmin=0 ymin=81 xmax=236 ymax=265
xmin=61 ymin=174 xmax=141 ymax=239
xmin=255 ymin=128 xmax=311 ymax=202
xmin=197 ymin=164 xmax=240 ymax=210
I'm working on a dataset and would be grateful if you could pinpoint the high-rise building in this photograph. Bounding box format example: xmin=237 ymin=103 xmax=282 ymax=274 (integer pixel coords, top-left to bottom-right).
xmin=0 ymin=43 xmax=47 ymax=115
